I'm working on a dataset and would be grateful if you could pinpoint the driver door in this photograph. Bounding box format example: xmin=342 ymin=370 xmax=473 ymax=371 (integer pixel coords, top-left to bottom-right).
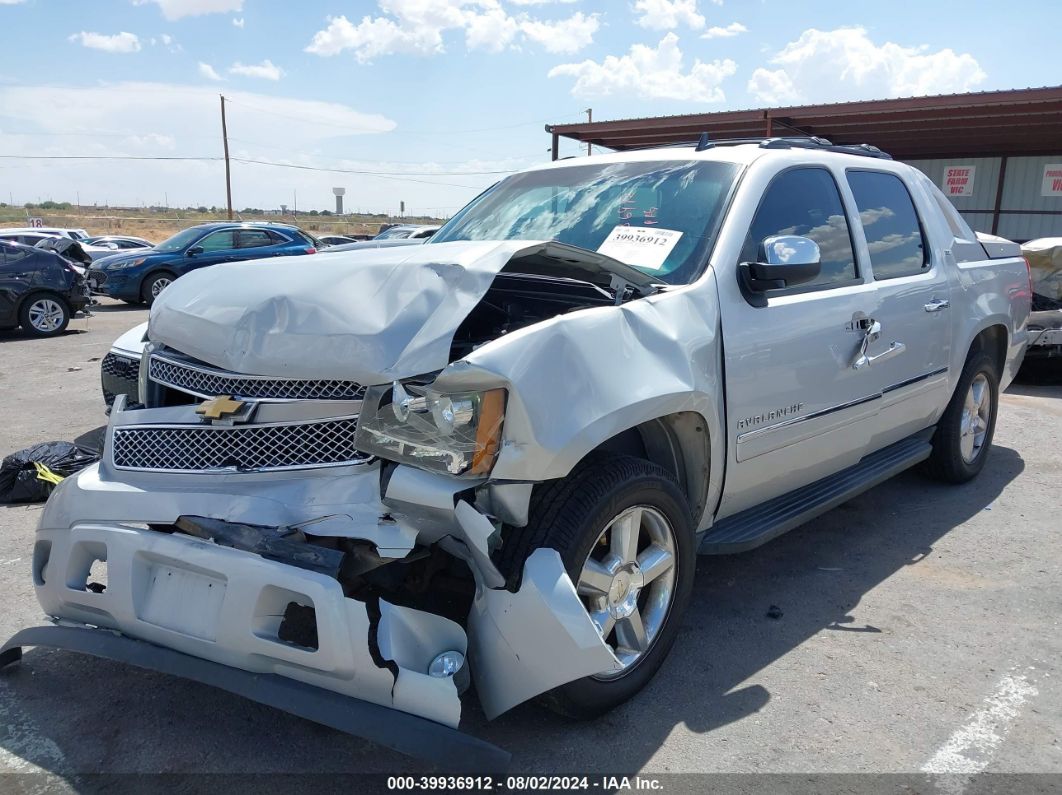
xmin=183 ymin=229 xmax=240 ymax=274
xmin=716 ymin=166 xmax=881 ymax=518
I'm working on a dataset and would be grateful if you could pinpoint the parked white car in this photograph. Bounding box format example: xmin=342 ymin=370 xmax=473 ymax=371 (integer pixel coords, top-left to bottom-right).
xmin=4 ymin=139 xmax=1031 ymax=769
xmin=0 ymin=226 xmax=90 ymax=241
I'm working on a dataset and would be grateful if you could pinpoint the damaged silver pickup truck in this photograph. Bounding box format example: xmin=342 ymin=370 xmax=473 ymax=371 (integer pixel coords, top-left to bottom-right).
xmin=2 ymin=138 xmax=1031 ymax=770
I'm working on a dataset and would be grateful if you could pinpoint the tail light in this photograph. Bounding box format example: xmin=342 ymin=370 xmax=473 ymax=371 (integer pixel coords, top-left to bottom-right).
xmin=304 ymin=247 xmax=317 ymax=254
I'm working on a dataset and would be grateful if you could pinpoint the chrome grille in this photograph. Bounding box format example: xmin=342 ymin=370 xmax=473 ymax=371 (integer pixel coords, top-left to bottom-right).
xmin=111 ymin=416 xmax=369 ymax=472
xmin=149 ymin=353 xmax=364 ymax=401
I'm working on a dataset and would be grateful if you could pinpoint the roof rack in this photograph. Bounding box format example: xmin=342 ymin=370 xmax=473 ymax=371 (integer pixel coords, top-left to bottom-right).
xmin=694 ymin=133 xmax=892 ymax=159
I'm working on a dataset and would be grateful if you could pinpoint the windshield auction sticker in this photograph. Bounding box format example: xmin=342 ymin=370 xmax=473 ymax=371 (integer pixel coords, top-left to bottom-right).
xmin=597 ymin=226 xmax=682 ymax=271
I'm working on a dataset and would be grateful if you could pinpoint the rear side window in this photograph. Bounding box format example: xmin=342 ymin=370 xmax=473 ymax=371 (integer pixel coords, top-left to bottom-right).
xmin=847 ymin=171 xmax=928 ymax=280
xmin=238 ymin=230 xmax=273 ymax=248
xmin=742 ymin=167 xmax=857 ymax=287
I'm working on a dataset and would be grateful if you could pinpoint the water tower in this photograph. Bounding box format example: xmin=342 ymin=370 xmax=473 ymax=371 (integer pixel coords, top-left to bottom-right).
xmin=332 ymin=187 xmax=346 ymax=215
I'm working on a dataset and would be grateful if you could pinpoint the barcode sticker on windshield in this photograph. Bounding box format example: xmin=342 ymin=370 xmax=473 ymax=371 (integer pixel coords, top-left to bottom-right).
xmin=597 ymin=226 xmax=682 ymax=271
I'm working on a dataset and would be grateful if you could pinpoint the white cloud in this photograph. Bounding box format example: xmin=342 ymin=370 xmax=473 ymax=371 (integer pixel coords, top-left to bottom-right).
xmin=232 ymin=16 xmax=244 ymax=27
xmin=229 ymin=59 xmax=283 ymax=81
xmin=465 ymin=8 xmax=520 ymax=53
xmin=133 ymin=0 xmax=243 ymax=20
xmin=198 ymin=62 xmax=222 ymax=80
xmin=549 ymin=32 xmax=736 ymax=102
xmin=507 ymin=0 xmax=577 ymax=4
xmin=520 ymin=12 xmax=599 ymax=54
xmin=68 ymin=31 xmax=142 ymax=53
xmin=0 ymin=0 xmax=28 ymax=4
xmin=747 ymin=27 xmax=987 ymax=104
xmin=0 ymin=81 xmax=500 ymax=215
xmin=634 ymin=0 xmax=705 ymax=31
xmin=305 ymin=1 xmax=597 ymax=61
xmin=702 ymin=22 xmax=747 ymax=39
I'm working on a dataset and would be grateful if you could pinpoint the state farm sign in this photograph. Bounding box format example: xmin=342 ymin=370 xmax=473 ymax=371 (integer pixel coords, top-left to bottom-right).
xmin=1041 ymin=164 xmax=1062 ymax=197
xmin=942 ymin=165 xmax=976 ymax=197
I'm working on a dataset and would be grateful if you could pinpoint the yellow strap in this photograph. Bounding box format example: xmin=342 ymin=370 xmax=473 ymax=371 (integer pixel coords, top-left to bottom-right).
xmin=33 ymin=462 xmax=65 ymax=486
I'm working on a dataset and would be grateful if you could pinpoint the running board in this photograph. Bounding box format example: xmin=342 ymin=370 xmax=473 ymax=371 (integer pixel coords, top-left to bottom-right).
xmin=700 ymin=432 xmax=934 ymax=555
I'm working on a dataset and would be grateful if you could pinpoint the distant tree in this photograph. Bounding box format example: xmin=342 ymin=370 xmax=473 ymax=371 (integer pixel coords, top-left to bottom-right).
xmin=309 ymin=209 xmax=319 ymax=216
xmin=196 ymin=206 xmax=208 ymax=213
xmin=320 ymin=209 xmax=332 ymax=216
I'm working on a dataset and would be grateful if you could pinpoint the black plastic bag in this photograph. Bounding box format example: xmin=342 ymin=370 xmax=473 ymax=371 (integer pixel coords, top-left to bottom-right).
xmin=0 ymin=441 xmax=101 ymax=504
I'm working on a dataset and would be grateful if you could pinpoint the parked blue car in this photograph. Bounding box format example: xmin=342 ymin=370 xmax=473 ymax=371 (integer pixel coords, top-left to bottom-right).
xmin=88 ymin=222 xmax=319 ymax=305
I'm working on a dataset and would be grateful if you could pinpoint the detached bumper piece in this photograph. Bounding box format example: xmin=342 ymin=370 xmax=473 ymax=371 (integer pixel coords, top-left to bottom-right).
xmin=0 ymin=625 xmax=509 ymax=773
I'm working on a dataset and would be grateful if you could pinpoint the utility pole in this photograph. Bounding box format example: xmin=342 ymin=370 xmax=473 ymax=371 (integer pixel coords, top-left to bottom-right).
xmin=585 ymin=108 xmax=592 ymax=156
xmin=220 ymin=94 xmax=233 ymax=220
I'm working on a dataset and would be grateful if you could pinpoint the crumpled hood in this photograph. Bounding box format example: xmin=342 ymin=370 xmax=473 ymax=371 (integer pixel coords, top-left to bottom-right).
xmin=149 ymin=239 xmax=652 ymax=384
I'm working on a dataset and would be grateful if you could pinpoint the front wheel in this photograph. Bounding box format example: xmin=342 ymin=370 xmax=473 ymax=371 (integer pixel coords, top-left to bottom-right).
xmin=141 ymin=271 xmax=175 ymax=306
xmin=499 ymin=455 xmax=695 ymax=718
xmin=925 ymin=352 xmax=1000 ymax=483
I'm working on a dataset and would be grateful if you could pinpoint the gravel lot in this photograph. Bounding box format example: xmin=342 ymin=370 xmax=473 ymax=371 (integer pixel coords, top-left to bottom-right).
xmin=0 ymin=299 xmax=1060 ymax=787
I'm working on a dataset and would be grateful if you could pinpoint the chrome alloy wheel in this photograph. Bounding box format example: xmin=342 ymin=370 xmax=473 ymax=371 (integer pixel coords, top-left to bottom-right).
xmin=576 ymin=505 xmax=678 ymax=678
xmin=27 ymin=298 xmax=65 ymax=333
xmin=960 ymin=373 xmax=991 ymax=463
xmin=150 ymin=276 xmax=172 ymax=297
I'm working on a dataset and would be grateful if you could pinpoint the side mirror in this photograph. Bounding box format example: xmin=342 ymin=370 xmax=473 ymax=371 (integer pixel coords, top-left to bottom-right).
xmin=740 ymin=235 xmax=821 ymax=292
xmin=187 ymin=245 xmax=204 ymax=257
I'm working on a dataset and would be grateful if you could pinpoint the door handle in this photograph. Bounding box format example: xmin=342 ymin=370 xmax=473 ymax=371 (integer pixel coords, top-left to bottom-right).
xmin=924 ymin=298 xmax=950 ymax=312
xmin=852 ymin=319 xmax=906 ymax=369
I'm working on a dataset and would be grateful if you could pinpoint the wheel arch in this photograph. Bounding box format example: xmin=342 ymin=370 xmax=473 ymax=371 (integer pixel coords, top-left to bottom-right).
xmin=966 ymin=323 xmax=1008 ymax=375
xmin=575 ymin=411 xmax=713 ymax=529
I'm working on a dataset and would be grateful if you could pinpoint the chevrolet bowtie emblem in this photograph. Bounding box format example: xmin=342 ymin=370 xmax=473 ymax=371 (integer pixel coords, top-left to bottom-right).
xmin=196 ymin=395 xmax=246 ymax=420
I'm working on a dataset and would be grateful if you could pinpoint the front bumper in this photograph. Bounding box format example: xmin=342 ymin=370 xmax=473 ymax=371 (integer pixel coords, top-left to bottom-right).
xmin=91 ymin=268 xmax=139 ymax=300
xmin=15 ymin=398 xmax=620 ymax=762
xmin=0 ymin=625 xmax=509 ymax=772
xmin=31 ymin=517 xmax=466 ymax=727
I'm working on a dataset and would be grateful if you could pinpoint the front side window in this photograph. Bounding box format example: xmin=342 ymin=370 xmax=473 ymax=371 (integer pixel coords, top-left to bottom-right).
xmin=432 ymin=160 xmax=741 ymax=285
xmin=155 ymin=227 xmax=209 ymax=253
xmin=198 ymin=230 xmax=237 ymax=252
xmin=847 ymin=171 xmax=927 ymax=280
xmin=741 ymin=167 xmax=857 ymax=287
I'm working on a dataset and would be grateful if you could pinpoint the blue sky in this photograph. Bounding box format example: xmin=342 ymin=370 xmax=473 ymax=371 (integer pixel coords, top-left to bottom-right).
xmin=0 ymin=0 xmax=1058 ymax=215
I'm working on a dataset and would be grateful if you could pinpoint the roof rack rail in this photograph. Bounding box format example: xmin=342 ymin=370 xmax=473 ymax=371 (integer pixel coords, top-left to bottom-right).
xmin=689 ymin=134 xmax=891 ymax=160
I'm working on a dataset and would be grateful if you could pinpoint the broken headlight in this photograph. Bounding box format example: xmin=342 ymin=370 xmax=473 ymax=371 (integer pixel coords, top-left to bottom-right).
xmin=354 ymin=382 xmax=506 ymax=477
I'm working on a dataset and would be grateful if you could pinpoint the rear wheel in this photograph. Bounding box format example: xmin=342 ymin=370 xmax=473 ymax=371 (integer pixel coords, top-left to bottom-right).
xmin=141 ymin=271 xmax=175 ymax=306
xmin=499 ymin=455 xmax=695 ymax=718
xmin=19 ymin=293 xmax=71 ymax=337
xmin=925 ymin=351 xmax=999 ymax=483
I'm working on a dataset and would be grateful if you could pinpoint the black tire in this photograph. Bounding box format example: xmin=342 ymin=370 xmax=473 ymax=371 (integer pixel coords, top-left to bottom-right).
xmin=141 ymin=271 xmax=176 ymax=306
xmin=18 ymin=292 xmax=71 ymax=337
xmin=925 ymin=351 xmax=1000 ymax=483
xmin=498 ymin=455 xmax=695 ymax=719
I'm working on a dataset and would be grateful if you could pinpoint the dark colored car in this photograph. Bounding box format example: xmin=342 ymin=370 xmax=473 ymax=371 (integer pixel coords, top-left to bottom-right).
xmin=318 ymin=234 xmax=372 ymax=247
xmin=0 ymin=241 xmax=91 ymax=337
xmin=88 ymin=222 xmax=318 ymax=306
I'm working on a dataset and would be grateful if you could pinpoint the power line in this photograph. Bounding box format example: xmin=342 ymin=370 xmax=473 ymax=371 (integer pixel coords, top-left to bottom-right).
xmin=231 ymin=158 xmax=489 ymax=189
xmin=224 ymin=98 xmax=587 ymax=136
xmin=231 ymin=157 xmax=513 ymax=177
xmin=0 ymin=155 xmax=221 ymax=162
xmin=0 ymin=153 xmax=514 ymax=176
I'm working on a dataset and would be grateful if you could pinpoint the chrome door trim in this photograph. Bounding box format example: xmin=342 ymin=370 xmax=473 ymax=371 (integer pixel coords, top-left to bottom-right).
xmin=736 ymin=367 xmax=948 ymax=444
xmin=736 ymin=393 xmax=880 ymax=444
